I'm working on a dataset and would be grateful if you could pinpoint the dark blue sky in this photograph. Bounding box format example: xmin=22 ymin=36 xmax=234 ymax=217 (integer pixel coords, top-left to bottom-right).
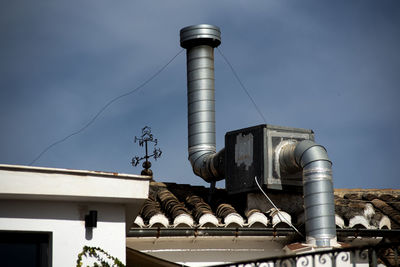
xmin=1 ymin=1 xmax=399 ymax=189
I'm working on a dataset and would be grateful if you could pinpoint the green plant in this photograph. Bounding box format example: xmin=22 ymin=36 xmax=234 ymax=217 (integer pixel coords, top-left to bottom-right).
xmin=76 ymin=246 xmax=125 ymax=267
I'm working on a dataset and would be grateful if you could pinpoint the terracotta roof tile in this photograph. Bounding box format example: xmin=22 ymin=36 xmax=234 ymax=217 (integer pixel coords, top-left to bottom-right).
xmin=371 ymin=198 xmax=400 ymax=228
xmin=132 ymin=183 xmax=400 ymax=231
xmin=379 ymin=194 xmax=400 ymax=211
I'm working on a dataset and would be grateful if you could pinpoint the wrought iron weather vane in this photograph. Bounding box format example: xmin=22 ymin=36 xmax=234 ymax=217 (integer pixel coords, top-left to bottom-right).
xmin=131 ymin=126 xmax=162 ymax=177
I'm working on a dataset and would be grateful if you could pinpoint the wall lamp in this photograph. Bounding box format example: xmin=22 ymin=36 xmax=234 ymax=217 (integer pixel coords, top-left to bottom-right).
xmin=85 ymin=210 xmax=98 ymax=228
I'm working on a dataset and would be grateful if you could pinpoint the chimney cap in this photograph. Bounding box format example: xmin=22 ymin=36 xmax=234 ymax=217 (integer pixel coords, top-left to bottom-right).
xmin=180 ymin=24 xmax=221 ymax=49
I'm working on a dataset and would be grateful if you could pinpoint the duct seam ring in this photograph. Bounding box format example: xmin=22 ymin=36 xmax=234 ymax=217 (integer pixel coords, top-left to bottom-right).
xmin=303 ymin=172 xmax=332 ymax=179
xmin=188 ymin=145 xmax=216 ymax=154
xmin=303 ymin=167 xmax=332 ymax=173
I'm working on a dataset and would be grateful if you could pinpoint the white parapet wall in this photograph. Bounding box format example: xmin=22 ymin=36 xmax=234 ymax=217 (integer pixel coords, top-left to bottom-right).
xmin=0 ymin=164 xmax=150 ymax=267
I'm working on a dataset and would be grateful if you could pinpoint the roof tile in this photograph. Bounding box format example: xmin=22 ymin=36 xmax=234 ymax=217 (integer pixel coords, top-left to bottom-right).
xmin=133 ymin=183 xmax=400 ymax=231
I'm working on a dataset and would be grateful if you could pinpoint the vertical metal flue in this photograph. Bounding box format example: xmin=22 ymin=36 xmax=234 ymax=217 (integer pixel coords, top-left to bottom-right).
xmin=180 ymin=24 xmax=224 ymax=182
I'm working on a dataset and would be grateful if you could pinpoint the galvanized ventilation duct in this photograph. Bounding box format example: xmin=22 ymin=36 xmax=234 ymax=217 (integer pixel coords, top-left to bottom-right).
xmin=180 ymin=24 xmax=336 ymax=247
xmin=180 ymin=24 xmax=224 ymax=182
xmin=280 ymin=140 xmax=337 ymax=247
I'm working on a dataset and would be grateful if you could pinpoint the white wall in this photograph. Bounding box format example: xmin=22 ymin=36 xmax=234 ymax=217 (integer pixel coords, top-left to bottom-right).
xmin=0 ymin=199 xmax=126 ymax=266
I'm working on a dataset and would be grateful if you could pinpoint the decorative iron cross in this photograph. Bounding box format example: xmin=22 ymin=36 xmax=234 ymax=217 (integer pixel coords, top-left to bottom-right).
xmin=131 ymin=126 xmax=162 ymax=177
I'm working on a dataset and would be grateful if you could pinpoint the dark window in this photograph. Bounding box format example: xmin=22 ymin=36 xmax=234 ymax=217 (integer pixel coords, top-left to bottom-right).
xmin=0 ymin=231 xmax=51 ymax=267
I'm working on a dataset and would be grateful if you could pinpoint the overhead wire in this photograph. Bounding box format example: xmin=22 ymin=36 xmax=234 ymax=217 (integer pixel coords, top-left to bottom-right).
xmin=255 ymin=177 xmax=304 ymax=237
xmin=29 ymin=49 xmax=184 ymax=166
xmin=31 ymin=47 xmax=265 ymax=166
xmin=218 ymin=46 xmax=299 ymax=236
xmin=217 ymin=48 xmax=300 ymax=237
xmin=216 ymin=47 xmax=267 ymax=124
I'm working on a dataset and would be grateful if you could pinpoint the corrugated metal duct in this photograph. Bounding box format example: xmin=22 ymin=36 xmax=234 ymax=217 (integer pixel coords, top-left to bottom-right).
xmin=280 ymin=140 xmax=337 ymax=247
xmin=180 ymin=24 xmax=224 ymax=182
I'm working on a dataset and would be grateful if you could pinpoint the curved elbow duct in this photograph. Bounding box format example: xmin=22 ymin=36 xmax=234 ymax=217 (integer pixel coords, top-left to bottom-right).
xmin=280 ymin=140 xmax=337 ymax=247
xmin=180 ymin=24 xmax=224 ymax=182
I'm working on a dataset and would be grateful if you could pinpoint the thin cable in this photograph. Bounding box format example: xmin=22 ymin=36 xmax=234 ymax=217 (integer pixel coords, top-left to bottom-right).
xmin=29 ymin=49 xmax=184 ymax=166
xmin=254 ymin=176 xmax=304 ymax=237
xmin=217 ymin=47 xmax=267 ymax=124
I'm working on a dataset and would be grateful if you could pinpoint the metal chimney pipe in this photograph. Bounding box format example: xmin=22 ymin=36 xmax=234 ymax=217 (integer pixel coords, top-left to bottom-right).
xmin=180 ymin=24 xmax=224 ymax=182
xmin=280 ymin=140 xmax=337 ymax=247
